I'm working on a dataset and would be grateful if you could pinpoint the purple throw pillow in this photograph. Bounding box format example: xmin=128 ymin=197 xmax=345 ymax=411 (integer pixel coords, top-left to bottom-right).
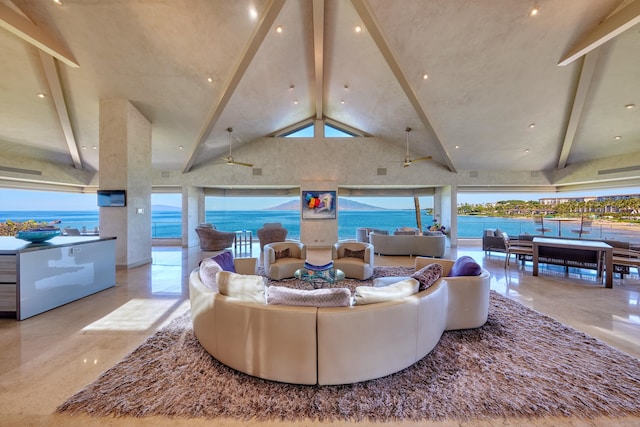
xmin=449 ymin=256 xmax=482 ymax=277
xmin=211 ymin=251 xmax=235 ymax=272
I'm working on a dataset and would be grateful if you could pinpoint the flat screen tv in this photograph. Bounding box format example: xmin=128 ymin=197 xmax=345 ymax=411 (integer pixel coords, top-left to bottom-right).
xmin=97 ymin=190 xmax=126 ymax=207
xmin=301 ymin=190 xmax=336 ymax=219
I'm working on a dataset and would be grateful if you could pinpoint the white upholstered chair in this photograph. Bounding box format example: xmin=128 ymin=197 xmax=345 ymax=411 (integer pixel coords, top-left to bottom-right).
xmin=263 ymin=241 xmax=306 ymax=280
xmin=331 ymin=241 xmax=374 ymax=280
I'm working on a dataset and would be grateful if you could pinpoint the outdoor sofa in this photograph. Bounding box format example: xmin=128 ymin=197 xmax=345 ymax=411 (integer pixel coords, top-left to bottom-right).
xmin=369 ymin=232 xmax=445 ymax=257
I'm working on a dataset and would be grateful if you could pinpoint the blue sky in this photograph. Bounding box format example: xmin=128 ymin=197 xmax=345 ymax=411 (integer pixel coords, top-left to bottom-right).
xmin=2 ymin=187 xmax=639 ymax=211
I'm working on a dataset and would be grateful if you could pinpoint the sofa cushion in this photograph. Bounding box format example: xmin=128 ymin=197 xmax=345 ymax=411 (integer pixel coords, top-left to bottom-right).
xmin=275 ymin=247 xmax=290 ymax=260
xmin=354 ymin=278 xmax=419 ymax=305
xmin=344 ymin=248 xmax=365 ymax=261
xmin=267 ymin=286 xmax=351 ymax=307
xmin=411 ymin=263 xmax=443 ymax=291
xmin=199 ymin=258 xmax=223 ymax=291
xmin=211 ymin=250 xmax=235 ymax=272
xmin=449 ymin=256 xmax=482 ymax=277
xmin=216 ymin=271 xmax=266 ymax=303
xmin=372 ymin=276 xmax=410 ymax=287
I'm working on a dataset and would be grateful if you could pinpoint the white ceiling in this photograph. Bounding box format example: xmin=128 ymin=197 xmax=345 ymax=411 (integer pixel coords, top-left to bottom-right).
xmin=0 ymin=0 xmax=639 ymax=181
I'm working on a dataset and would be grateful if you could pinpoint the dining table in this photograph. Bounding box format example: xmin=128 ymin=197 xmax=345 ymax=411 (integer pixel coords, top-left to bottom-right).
xmin=532 ymin=237 xmax=613 ymax=288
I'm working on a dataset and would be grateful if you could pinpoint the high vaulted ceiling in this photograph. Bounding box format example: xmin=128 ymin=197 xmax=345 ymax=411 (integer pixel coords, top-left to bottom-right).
xmin=1 ymin=0 xmax=639 ymax=184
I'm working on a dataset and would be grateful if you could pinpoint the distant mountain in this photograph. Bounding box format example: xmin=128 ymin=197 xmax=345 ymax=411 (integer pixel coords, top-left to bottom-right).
xmin=152 ymin=204 xmax=181 ymax=211
xmin=266 ymin=198 xmax=387 ymax=211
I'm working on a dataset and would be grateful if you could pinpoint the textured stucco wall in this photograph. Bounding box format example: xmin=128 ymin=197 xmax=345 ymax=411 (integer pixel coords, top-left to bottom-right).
xmin=99 ymin=99 xmax=152 ymax=268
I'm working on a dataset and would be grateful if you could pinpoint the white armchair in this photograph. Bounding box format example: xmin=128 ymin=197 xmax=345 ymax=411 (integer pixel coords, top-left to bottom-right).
xmin=263 ymin=241 xmax=306 ymax=280
xmin=331 ymin=241 xmax=374 ymax=280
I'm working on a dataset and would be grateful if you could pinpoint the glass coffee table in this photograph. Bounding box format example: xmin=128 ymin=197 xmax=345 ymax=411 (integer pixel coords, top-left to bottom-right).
xmin=294 ymin=261 xmax=344 ymax=288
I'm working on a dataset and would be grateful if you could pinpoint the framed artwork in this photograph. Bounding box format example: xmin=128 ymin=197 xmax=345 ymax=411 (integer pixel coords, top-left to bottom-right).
xmin=301 ymin=190 xmax=336 ymax=219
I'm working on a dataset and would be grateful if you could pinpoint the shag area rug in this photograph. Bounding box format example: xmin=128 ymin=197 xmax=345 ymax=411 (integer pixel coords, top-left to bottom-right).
xmin=57 ymin=267 xmax=640 ymax=422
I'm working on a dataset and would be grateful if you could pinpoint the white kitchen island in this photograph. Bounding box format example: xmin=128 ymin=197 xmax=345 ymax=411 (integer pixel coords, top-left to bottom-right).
xmin=0 ymin=236 xmax=116 ymax=320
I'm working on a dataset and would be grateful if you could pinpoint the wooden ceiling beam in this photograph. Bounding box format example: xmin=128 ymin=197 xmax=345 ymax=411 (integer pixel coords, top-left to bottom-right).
xmin=0 ymin=2 xmax=79 ymax=68
xmin=557 ymin=50 xmax=601 ymax=169
xmin=39 ymin=51 xmax=83 ymax=169
xmin=182 ymin=0 xmax=286 ymax=173
xmin=558 ymin=0 xmax=640 ymax=66
xmin=312 ymin=0 xmax=325 ymax=121
xmin=351 ymin=0 xmax=456 ymax=173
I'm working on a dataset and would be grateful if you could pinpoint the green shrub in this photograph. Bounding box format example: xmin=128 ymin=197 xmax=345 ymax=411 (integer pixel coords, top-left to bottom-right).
xmin=0 ymin=220 xmax=52 ymax=236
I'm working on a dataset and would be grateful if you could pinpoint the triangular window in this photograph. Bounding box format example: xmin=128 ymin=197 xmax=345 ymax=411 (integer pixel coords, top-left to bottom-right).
xmin=325 ymin=124 xmax=354 ymax=137
xmin=284 ymin=124 xmax=314 ymax=137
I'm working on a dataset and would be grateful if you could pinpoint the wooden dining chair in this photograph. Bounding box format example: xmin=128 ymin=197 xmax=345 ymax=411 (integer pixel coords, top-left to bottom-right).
xmin=534 ymin=216 xmax=551 ymax=235
xmin=570 ymin=216 xmax=592 ymax=238
xmin=611 ymin=248 xmax=640 ymax=278
xmin=502 ymin=233 xmax=534 ymax=268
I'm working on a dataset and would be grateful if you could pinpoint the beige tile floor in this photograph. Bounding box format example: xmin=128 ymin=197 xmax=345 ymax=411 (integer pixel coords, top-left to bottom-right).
xmin=1 ymin=243 xmax=639 ymax=426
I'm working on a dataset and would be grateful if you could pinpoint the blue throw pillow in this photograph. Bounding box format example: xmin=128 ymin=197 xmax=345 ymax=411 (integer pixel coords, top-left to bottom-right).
xmin=449 ymin=256 xmax=481 ymax=277
xmin=211 ymin=251 xmax=235 ymax=272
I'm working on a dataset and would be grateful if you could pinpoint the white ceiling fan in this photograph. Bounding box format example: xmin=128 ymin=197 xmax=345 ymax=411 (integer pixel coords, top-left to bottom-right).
xmin=401 ymin=127 xmax=432 ymax=167
xmin=215 ymin=127 xmax=253 ymax=168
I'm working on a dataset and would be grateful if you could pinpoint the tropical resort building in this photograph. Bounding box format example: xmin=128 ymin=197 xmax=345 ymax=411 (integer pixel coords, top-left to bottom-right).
xmin=1 ymin=1 xmax=639 ymax=425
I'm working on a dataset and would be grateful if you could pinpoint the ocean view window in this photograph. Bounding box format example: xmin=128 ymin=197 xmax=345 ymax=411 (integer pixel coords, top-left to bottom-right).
xmin=2 ymin=188 xmax=640 ymax=243
xmin=151 ymin=193 xmax=182 ymax=238
xmin=205 ymin=195 xmax=434 ymax=240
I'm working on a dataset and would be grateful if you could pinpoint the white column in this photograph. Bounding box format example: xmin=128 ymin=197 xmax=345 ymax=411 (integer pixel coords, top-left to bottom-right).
xmin=182 ymin=185 xmax=204 ymax=248
xmin=435 ymin=185 xmax=457 ymax=247
xmin=99 ymin=99 xmax=152 ymax=268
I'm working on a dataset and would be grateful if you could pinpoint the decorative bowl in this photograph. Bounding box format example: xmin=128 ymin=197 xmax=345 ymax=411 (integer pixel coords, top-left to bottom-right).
xmin=16 ymin=228 xmax=61 ymax=243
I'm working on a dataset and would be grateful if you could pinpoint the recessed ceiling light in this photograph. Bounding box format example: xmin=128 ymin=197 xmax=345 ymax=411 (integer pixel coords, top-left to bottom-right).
xmin=293 ymin=100 xmax=298 ymax=105
xmin=207 ymin=77 xmax=213 ymax=83
xmin=355 ymin=26 xmax=362 ymax=33
xmin=82 ymin=145 xmax=87 ymax=150
xmin=36 ymin=93 xmax=46 ymax=98
xmin=422 ymin=74 xmax=428 ymax=80
xmin=625 ymin=104 xmax=636 ymax=109
xmin=529 ymin=7 xmax=539 ymax=17
xmin=344 ymin=84 xmax=349 ymax=90
xmin=524 ymin=148 xmax=530 ymax=153
xmin=455 ymin=145 xmax=460 ymax=149
xmin=248 ymin=7 xmax=258 ymax=20
xmin=276 ymin=26 xmax=283 ymax=33
xmin=614 ymin=136 xmax=622 ymax=140
xmin=340 ymin=100 xmax=345 ymax=104
xmin=92 ymin=145 xmax=97 ymax=150
xmin=528 ymin=123 xmax=536 ymax=128
xmin=289 ymin=84 xmax=295 ymax=91
xmin=53 ymin=0 xmax=63 ymax=5
xmin=178 ymin=145 xmax=184 ymax=150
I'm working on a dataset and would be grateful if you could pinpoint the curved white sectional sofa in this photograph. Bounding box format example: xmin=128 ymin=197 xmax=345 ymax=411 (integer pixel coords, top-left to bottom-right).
xmin=189 ymin=257 xmax=490 ymax=385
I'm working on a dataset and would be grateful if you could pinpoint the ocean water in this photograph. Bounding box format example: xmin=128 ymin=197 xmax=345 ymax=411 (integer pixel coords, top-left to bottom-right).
xmin=1 ymin=210 xmax=639 ymax=243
